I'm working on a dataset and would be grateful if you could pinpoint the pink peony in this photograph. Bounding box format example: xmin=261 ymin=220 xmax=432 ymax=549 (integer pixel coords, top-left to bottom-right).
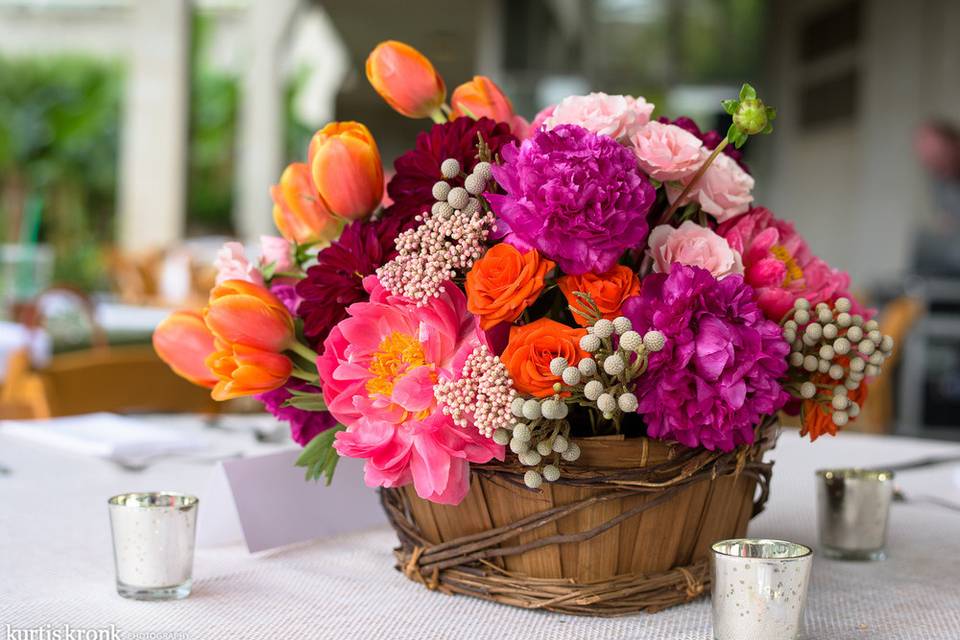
xmin=214 ymin=242 xmax=263 ymax=286
xmin=527 ymin=104 xmax=555 ymax=136
xmin=648 ymin=221 xmax=743 ymax=279
xmin=717 ymin=207 xmax=862 ymax=320
xmin=544 ymin=92 xmax=653 ymax=140
xmin=259 ymin=236 xmax=295 ymax=274
xmin=631 ymin=121 xmax=705 ymax=182
xmin=670 ymin=152 xmax=754 ymax=222
xmin=318 ymin=276 xmax=503 ymax=504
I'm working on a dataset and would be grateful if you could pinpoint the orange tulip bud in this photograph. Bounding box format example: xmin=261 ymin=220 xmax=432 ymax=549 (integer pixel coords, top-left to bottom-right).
xmin=270 ymin=163 xmax=344 ymax=246
xmin=365 ymin=40 xmax=446 ymax=120
xmin=451 ymin=76 xmax=515 ymax=123
xmin=308 ymin=122 xmax=384 ymax=221
xmin=204 ymin=280 xmax=294 ymax=353
xmin=152 ymin=309 xmax=218 ymax=388
xmin=207 ymin=341 xmax=293 ymax=400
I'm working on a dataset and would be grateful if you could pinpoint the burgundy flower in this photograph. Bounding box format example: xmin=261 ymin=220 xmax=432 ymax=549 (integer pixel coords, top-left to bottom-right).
xmin=256 ymin=380 xmax=337 ymax=446
xmin=659 ymin=116 xmax=749 ymax=172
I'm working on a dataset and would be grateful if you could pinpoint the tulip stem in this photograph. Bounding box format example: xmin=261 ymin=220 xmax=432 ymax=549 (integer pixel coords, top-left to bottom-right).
xmin=429 ymin=108 xmax=448 ymax=124
xmin=289 ymin=341 xmax=320 ymax=364
xmin=291 ymin=367 xmax=320 ymax=383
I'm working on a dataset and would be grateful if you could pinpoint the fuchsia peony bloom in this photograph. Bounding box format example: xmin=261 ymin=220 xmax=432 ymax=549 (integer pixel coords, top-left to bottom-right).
xmin=648 ymin=221 xmax=743 ymax=279
xmin=214 ymin=242 xmax=263 ymax=286
xmin=631 ymin=121 xmax=705 ymax=182
xmin=318 ymin=276 xmax=503 ymax=505
xmin=717 ymin=207 xmax=861 ymax=320
xmin=622 ymin=265 xmax=789 ymax=452
xmin=544 ymin=92 xmax=653 ymax=140
xmin=487 ymin=124 xmax=656 ymax=275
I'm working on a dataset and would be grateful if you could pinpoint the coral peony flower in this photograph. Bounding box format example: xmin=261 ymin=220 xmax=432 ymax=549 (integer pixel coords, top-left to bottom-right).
xmin=296 ymin=217 xmax=403 ymax=348
xmin=670 ymin=152 xmax=755 ymax=222
xmin=206 ymin=341 xmax=292 ymax=401
xmin=451 ymin=75 xmax=528 ymax=137
xmin=659 ymin=116 xmax=749 ymax=172
xmin=466 ymin=244 xmax=554 ymax=330
xmin=622 ymin=265 xmax=790 ymax=451
xmin=487 ymin=124 xmax=655 ymax=275
xmin=365 ymin=40 xmax=446 ymax=120
xmin=214 ymin=242 xmax=263 ymax=286
xmin=631 ymin=121 xmax=705 ymax=182
xmin=256 ymin=380 xmax=338 ymax=446
xmin=717 ymin=207 xmax=861 ymax=320
xmin=385 ymin=117 xmax=516 ymax=226
xmin=204 ymin=280 xmax=295 ymax=353
xmin=152 ymin=309 xmax=218 ymax=388
xmin=544 ymin=92 xmax=653 ymax=140
xmin=648 ymin=221 xmax=743 ymax=279
xmin=308 ymin=122 xmax=384 ymax=221
xmin=319 ymin=276 xmax=503 ymax=505
xmin=500 ymin=318 xmax=586 ymax=398
xmin=270 ymin=163 xmax=344 ymax=247
xmin=559 ymin=264 xmax=641 ymax=327
xmin=260 ymin=236 xmax=295 ymax=274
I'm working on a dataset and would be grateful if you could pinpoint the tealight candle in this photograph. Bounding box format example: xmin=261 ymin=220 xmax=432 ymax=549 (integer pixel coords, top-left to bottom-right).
xmin=816 ymin=468 xmax=894 ymax=560
xmin=711 ymin=538 xmax=813 ymax=640
xmin=108 ymin=492 xmax=198 ymax=600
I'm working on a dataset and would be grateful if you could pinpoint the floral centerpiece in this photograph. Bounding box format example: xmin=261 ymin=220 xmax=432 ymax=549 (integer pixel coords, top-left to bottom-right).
xmin=154 ymin=40 xmax=894 ymax=613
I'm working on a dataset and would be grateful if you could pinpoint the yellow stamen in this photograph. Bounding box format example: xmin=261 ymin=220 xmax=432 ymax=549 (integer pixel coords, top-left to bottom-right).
xmin=770 ymin=244 xmax=804 ymax=286
xmin=365 ymin=332 xmax=429 ymax=398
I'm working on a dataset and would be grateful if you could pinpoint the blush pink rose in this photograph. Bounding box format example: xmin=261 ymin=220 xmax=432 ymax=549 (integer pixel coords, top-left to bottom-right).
xmin=259 ymin=236 xmax=295 ymax=274
xmin=631 ymin=121 xmax=705 ymax=182
xmin=648 ymin=221 xmax=743 ymax=279
xmin=544 ymin=92 xmax=654 ymax=140
xmin=214 ymin=241 xmax=263 ymax=286
xmin=669 ymin=152 xmax=755 ymax=222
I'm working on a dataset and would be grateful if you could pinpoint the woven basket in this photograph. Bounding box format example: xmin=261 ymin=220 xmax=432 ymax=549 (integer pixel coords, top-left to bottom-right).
xmin=381 ymin=418 xmax=777 ymax=616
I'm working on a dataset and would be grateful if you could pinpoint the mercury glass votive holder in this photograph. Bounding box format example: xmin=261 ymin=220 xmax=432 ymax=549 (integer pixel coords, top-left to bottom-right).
xmin=711 ymin=538 xmax=813 ymax=640
xmin=108 ymin=492 xmax=199 ymax=600
xmin=816 ymin=468 xmax=894 ymax=561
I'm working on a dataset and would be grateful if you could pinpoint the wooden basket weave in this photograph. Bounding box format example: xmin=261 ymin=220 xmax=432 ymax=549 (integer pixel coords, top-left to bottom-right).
xmin=381 ymin=419 xmax=777 ymax=616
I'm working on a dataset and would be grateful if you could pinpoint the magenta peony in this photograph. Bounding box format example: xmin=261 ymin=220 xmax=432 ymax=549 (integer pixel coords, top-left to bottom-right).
xmin=318 ymin=276 xmax=503 ymax=505
xmin=256 ymin=380 xmax=337 ymax=446
xmin=648 ymin=221 xmax=743 ymax=279
xmin=622 ymin=264 xmax=789 ymax=451
xmin=544 ymin=92 xmax=653 ymax=140
xmin=487 ymin=124 xmax=656 ymax=275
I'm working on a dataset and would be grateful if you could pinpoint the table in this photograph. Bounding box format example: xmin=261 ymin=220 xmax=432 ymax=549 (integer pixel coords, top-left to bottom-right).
xmin=2 ymin=417 xmax=960 ymax=640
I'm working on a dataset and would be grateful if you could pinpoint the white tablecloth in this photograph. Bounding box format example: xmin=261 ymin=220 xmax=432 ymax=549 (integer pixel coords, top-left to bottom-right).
xmin=2 ymin=417 xmax=960 ymax=640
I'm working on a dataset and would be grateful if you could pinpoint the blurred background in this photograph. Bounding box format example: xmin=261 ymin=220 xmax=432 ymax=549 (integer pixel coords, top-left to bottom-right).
xmin=1 ymin=0 xmax=958 ymax=439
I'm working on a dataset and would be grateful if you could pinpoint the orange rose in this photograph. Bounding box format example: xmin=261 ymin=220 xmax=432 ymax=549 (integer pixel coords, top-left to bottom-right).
xmin=501 ymin=318 xmax=586 ymax=398
xmin=466 ymin=244 xmax=554 ymax=330
xmin=558 ymin=265 xmax=641 ymax=327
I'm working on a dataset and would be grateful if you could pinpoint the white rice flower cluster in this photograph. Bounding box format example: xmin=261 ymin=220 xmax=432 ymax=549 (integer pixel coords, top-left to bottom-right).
xmin=784 ymin=297 xmax=894 ymax=427
xmin=435 ymin=344 xmax=517 ymax=438
xmin=493 ymin=394 xmax=582 ymax=489
xmin=377 ymin=158 xmax=494 ymax=306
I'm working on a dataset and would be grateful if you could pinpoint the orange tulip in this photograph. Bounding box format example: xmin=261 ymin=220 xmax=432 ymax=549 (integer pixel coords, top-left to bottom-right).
xmin=152 ymin=309 xmax=218 ymax=388
xmin=270 ymin=162 xmax=344 ymax=246
xmin=204 ymin=280 xmax=295 ymax=353
xmin=308 ymin=122 xmax=384 ymax=221
xmin=365 ymin=40 xmax=446 ymax=120
xmin=451 ymin=76 xmax=515 ymax=123
xmin=206 ymin=341 xmax=293 ymax=400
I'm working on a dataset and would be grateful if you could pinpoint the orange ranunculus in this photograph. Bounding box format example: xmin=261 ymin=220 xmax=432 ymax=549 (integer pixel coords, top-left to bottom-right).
xmin=152 ymin=309 xmax=218 ymax=388
xmin=466 ymin=244 xmax=554 ymax=330
xmin=365 ymin=40 xmax=446 ymax=120
xmin=203 ymin=280 xmax=294 ymax=353
xmin=451 ymin=76 xmax=514 ymax=122
xmin=206 ymin=341 xmax=292 ymax=400
xmin=308 ymin=122 xmax=384 ymax=221
xmin=270 ymin=162 xmax=344 ymax=247
xmin=801 ymin=373 xmax=868 ymax=441
xmin=559 ymin=265 xmax=642 ymax=327
xmin=500 ymin=318 xmax=586 ymax=398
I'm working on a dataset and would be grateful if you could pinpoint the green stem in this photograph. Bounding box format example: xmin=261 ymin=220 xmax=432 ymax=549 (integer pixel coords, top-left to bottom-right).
xmin=289 ymin=341 xmax=319 ymax=363
xmin=429 ymin=108 xmax=448 ymax=124
xmin=291 ymin=367 xmax=319 ymax=383
xmin=657 ymin=139 xmax=729 ymax=225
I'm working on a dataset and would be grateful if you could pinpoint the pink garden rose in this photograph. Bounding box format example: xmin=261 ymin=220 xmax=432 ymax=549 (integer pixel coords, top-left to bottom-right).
xmin=318 ymin=276 xmax=503 ymax=504
xmin=631 ymin=121 xmax=705 ymax=182
xmin=648 ymin=221 xmax=743 ymax=279
xmin=544 ymin=92 xmax=653 ymax=140
xmin=527 ymin=104 xmax=556 ymax=136
xmin=259 ymin=236 xmax=295 ymax=274
xmin=670 ymin=152 xmax=754 ymax=222
xmin=718 ymin=207 xmax=862 ymax=320
xmin=214 ymin=242 xmax=263 ymax=286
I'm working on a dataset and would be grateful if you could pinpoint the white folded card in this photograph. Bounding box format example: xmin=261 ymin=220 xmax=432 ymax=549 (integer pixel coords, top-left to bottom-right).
xmin=197 ymin=448 xmax=386 ymax=553
xmin=0 ymin=412 xmax=207 ymax=458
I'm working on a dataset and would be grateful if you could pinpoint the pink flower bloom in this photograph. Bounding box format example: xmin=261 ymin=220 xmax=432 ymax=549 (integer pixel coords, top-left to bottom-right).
xmin=631 ymin=121 xmax=705 ymax=182
xmin=318 ymin=276 xmax=503 ymax=505
xmin=648 ymin=221 xmax=743 ymax=279
xmin=670 ymin=152 xmax=755 ymax=222
xmin=259 ymin=236 xmax=295 ymax=274
xmin=544 ymin=92 xmax=653 ymax=140
xmin=718 ymin=207 xmax=862 ymax=320
xmin=214 ymin=242 xmax=263 ymax=286
xmin=528 ymin=104 xmax=555 ymax=136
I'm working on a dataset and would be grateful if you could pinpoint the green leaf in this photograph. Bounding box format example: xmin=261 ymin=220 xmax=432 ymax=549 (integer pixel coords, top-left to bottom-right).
xmin=726 ymin=123 xmax=741 ymax=143
xmin=765 ymin=106 xmax=777 ymax=121
xmin=283 ymin=395 xmax=330 ymax=411
xmin=260 ymin=260 xmax=278 ymax=281
xmin=762 ymin=122 xmax=774 ymax=134
xmin=295 ymin=424 xmax=347 ymax=485
xmin=733 ymin=129 xmax=749 ymax=149
xmin=721 ymin=99 xmax=739 ymax=116
xmin=739 ymin=83 xmax=757 ymax=101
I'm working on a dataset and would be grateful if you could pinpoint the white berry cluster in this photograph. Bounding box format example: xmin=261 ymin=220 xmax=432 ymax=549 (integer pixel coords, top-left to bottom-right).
xmin=785 ymin=297 xmax=894 ymax=427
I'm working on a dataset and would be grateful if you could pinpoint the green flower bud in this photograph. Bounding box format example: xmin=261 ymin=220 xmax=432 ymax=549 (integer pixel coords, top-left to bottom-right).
xmin=733 ymin=98 xmax=769 ymax=135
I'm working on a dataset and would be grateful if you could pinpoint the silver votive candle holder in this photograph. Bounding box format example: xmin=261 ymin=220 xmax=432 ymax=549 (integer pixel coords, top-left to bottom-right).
xmin=711 ymin=538 xmax=813 ymax=640
xmin=108 ymin=492 xmax=199 ymax=600
xmin=816 ymin=468 xmax=894 ymax=561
